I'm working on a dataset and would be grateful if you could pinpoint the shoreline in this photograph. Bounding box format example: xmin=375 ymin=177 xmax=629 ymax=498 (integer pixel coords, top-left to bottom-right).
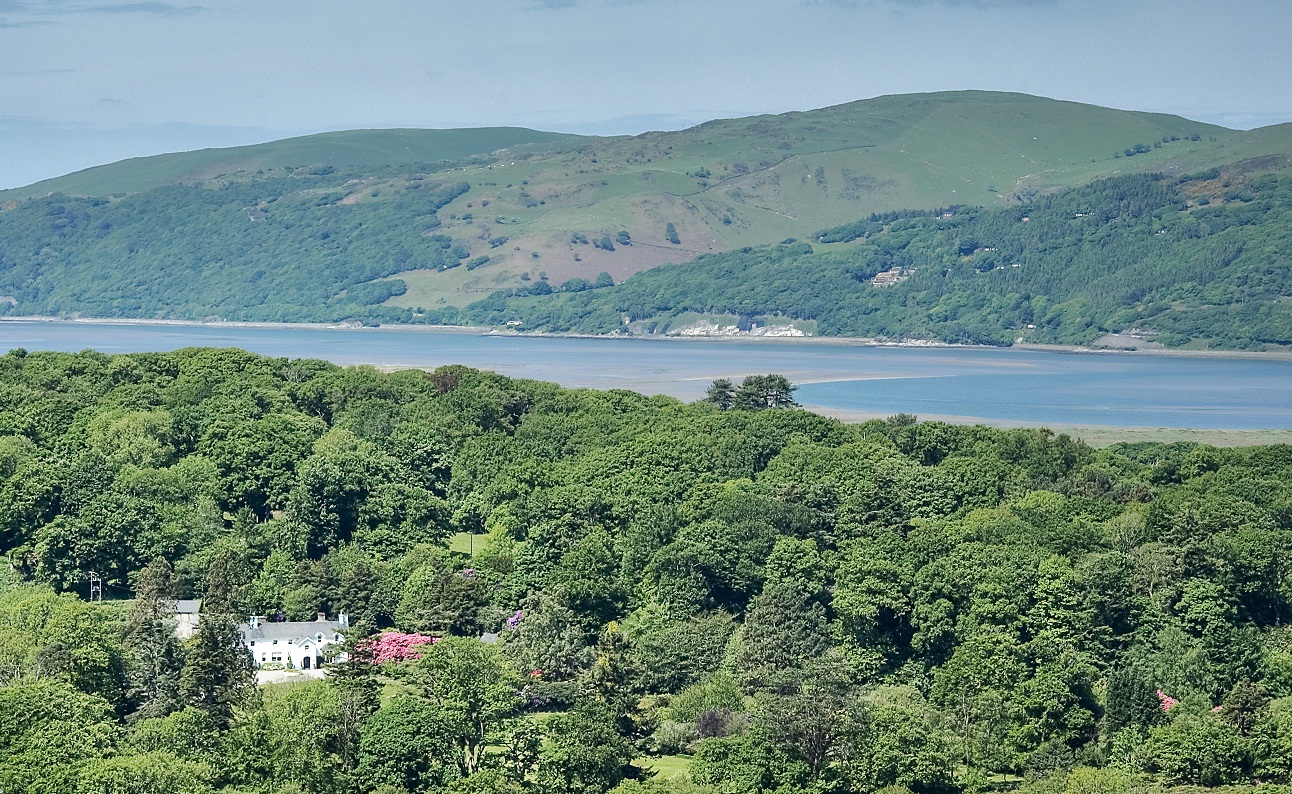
xmin=0 ymin=315 xmax=491 ymax=335
xmin=3 ymin=315 xmax=1290 ymax=362
xmin=800 ymin=404 xmax=1292 ymax=448
xmin=2 ymin=316 xmax=1289 ymax=445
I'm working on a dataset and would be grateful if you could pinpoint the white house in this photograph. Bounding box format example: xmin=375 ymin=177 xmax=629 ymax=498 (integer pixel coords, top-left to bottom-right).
xmin=240 ymin=612 xmax=348 ymax=670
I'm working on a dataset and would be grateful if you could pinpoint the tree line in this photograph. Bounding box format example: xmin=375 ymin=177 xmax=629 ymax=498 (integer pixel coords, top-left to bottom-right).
xmin=2 ymin=348 xmax=1292 ymax=792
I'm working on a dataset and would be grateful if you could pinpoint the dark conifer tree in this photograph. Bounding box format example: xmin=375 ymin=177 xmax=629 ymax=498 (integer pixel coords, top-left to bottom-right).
xmin=122 ymin=557 xmax=184 ymax=721
xmin=180 ymin=550 xmax=255 ymax=728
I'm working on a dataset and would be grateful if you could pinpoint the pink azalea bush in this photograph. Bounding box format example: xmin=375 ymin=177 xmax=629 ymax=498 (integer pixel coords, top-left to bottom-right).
xmin=357 ymin=631 xmax=440 ymax=664
xmin=1156 ymin=689 xmax=1179 ymax=712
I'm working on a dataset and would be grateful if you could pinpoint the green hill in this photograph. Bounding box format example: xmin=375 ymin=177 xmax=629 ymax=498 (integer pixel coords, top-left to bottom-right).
xmin=0 ymin=91 xmax=1290 ymax=338
xmin=471 ymin=164 xmax=1292 ymax=350
xmin=0 ymin=127 xmax=589 ymax=201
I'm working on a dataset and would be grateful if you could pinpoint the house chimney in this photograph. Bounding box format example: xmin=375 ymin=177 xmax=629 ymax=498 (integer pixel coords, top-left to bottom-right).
xmin=317 ymin=611 xmax=328 ymax=622
xmin=338 ymin=612 xmax=349 ymax=629
xmin=249 ymin=614 xmax=260 ymax=629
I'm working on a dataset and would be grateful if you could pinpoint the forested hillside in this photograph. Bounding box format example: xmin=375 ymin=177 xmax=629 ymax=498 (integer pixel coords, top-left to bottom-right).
xmin=3 ymin=348 xmax=1292 ymax=793
xmin=474 ymin=166 xmax=1292 ymax=349
xmin=4 ymin=92 xmax=1288 ymax=318
xmin=0 ymin=175 xmax=471 ymax=321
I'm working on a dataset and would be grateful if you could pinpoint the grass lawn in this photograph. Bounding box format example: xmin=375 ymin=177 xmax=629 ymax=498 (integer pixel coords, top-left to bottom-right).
xmin=638 ymin=754 xmax=692 ymax=780
xmin=447 ymin=531 xmax=481 ymax=556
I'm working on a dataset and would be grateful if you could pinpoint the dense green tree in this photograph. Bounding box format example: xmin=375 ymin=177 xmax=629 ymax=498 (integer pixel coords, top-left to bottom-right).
xmin=0 ymin=585 xmax=126 ymax=705
xmin=736 ymin=580 xmax=831 ymax=692
xmin=704 ymin=379 xmax=736 ymax=411
xmin=1144 ymin=703 xmax=1250 ymax=786
xmin=225 ymin=680 xmax=352 ymax=793
xmin=732 ymin=374 xmax=798 ymax=410
xmin=0 ymin=680 xmax=122 ymax=793
xmin=501 ymin=591 xmax=594 ymax=682
xmin=357 ymin=696 xmax=461 ymax=791
xmin=536 ymin=701 xmax=637 ymax=794
xmin=408 ymin=637 xmax=523 ymax=776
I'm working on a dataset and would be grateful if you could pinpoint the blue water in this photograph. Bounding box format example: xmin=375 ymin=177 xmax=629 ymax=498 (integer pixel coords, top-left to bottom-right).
xmin=1 ymin=320 xmax=1289 ymax=429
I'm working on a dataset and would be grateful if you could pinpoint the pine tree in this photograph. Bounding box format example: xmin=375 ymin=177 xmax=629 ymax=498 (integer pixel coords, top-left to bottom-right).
xmin=736 ymin=580 xmax=831 ymax=692
xmin=180 ymin=551 xmax=255 ymax=728
xmin=733 ymin=374 xmax=798 ymax=410
xmin=704 ymin=378 xmax=736 ymax=410
xmin=122 ymin=557 xmax=184 ymax=721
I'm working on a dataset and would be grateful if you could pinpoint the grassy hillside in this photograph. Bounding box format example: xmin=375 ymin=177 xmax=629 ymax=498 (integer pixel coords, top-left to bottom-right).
xmin=0 ymin=127 xmax=588 ymax=202
xmin=385 ymin=91 xmax=1254 ymax=308
xmin=0 ymin=91 xmax=1289 ymax=327
xmin=468 ymin=163 xmax=1292 ymax=350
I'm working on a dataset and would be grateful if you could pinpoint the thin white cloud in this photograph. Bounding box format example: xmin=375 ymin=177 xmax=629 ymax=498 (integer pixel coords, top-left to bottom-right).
xmin=0 ymin=0 xmax=202 ymax=17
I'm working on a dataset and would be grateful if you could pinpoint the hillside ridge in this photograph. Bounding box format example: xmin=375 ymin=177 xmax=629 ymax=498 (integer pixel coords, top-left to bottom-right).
xmin=1 ymin=90 xmax=1290 ymax=348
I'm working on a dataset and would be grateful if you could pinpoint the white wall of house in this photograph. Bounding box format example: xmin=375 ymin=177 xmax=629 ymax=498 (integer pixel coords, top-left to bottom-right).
xmin=247 ymin=635 xmax=335 ymax=669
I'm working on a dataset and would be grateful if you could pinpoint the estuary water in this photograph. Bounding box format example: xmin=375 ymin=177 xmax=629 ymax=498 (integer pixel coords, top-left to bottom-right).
xmin=2 ymin=320 xmax=1290 ymax=430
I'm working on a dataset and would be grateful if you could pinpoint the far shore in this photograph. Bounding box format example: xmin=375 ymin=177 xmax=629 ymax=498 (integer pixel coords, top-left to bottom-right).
xmin=799 ymin=404 xmax=1292 ymax=449
xmin=3 ymin=315 xmax=1291 ymax=362
xmin=3 ymin=314 xmax=1290 ymax=447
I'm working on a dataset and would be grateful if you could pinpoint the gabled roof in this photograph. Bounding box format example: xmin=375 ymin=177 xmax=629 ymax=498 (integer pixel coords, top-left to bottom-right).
xmin=174 ymin=599 xmax=201 ymax=614
xmin=240 ymin=619 xmax=344 ymax=643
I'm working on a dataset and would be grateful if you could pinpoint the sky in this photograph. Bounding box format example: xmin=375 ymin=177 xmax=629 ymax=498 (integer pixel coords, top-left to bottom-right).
xmin=2 ymin=0 xmax=1290 ymax=190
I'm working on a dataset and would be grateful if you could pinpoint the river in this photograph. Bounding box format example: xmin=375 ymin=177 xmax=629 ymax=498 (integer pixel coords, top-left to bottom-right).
xmin=2 ymin=320 xmax=1289 ymax=430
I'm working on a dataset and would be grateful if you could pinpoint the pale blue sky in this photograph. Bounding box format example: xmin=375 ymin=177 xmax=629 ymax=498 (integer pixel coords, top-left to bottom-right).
xmin=2 ymin=0 xmax=1290 ymax=188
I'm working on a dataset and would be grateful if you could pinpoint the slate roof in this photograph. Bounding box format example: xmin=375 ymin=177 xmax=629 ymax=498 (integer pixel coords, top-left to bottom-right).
xmin=175 ymin=599 xmax=201 ymax=614
xmin=240 ymin=619 xmax=344 ymax=643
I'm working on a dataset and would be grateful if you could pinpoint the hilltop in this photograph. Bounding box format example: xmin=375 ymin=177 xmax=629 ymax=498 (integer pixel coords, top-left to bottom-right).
xmin=0 ymin=127 xmax=589 ymax=202
xmin=0 ymin=91 xmax=1289 ymax=345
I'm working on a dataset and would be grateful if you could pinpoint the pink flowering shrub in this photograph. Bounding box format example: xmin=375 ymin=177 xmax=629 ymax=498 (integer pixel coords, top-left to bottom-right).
xmin=1156 ymin=689 xmax=1179 ymax=712
xmin=356 ymin=631 xmax=440 ymax=664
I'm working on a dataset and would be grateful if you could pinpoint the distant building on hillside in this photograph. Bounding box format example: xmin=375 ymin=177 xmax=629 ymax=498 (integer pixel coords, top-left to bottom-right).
xmin=240 ymin=612 xmax=349 ymax=670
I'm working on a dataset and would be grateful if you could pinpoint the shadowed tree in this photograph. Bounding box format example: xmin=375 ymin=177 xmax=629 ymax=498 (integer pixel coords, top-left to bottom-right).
xmin=123 ymin=557 xmax=184 ymax=721
xmin=733 ymin=375 xmax=798 ymax=410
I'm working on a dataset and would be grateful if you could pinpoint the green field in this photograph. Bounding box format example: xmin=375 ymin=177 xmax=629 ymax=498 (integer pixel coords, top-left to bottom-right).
xmin=638 ymin=754 xmax=692 ymax=780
